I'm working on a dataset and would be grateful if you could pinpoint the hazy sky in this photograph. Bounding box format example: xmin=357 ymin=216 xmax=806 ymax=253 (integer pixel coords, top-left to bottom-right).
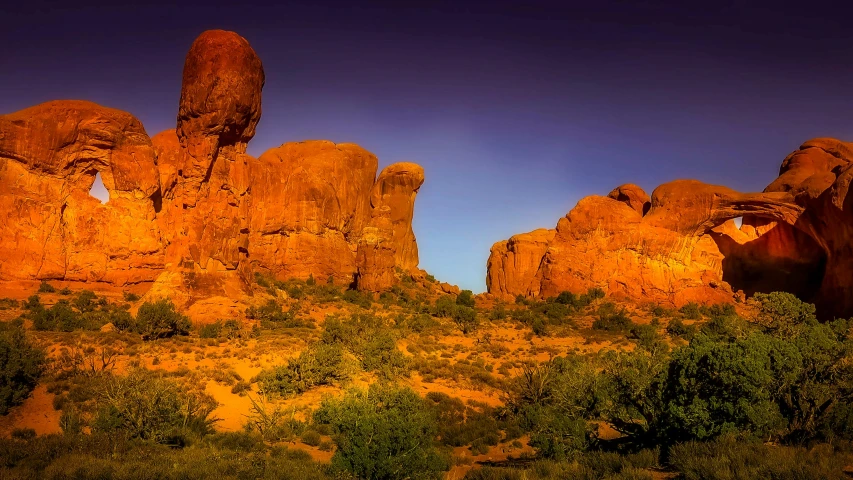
xmin=3 ymin=1 xmax=853 ymax=292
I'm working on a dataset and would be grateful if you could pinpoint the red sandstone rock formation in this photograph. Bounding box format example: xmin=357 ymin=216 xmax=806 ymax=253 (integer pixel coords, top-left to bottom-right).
xmin=0 ymin=29 xmax=426 ymax=304
xmin=370 ymin=163 xmax=425 ymax=271
xmin=248 ymin=140 xmax=378 ymax=285
xmin=607 ymin=183 xmax=651 ymax=215
xmin=487 ymin=143 xmax=853 ymax=318
xmin=486 ymin=229 xmax=554 ymax=298
xmin=0 ymin=100 xmax=164 ymax=284
xmin=356 ymin=206 xmax=397 ymax=292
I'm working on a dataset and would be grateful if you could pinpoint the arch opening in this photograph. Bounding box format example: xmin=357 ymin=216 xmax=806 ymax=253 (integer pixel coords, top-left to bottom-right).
xmin=89 ymin=171 xmax=109 ymax=204
xmin=712 ymin=219 xmax=826 ymax=302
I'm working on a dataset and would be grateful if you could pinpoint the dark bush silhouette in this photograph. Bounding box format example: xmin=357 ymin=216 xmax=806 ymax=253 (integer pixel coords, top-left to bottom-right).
xmin=135 ymin=299 xmax=191 ymax=340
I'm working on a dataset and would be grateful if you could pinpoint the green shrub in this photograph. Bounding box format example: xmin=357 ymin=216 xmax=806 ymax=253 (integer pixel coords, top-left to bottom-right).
xmin=300 ymin=429 xmax=322 ymax=447
xmin=629 ymin=324 xmax=664 ymax=351
xmin=135 ymin=299 xmax=191 ymax=340
xmin=122 ymin=291 xmax=140 ymax=302
xmin=489 ymin=303 xmax=508 ymax=321
xmin=669 ymin=435 xmax=851 ymax=480
xmin=554 ymin=291 xmax=576 ymax=306
xmin=433 ymin=295 xmax=457 ymax=318
xmin=0 ymin=432 xmax=331 ymax=479
xmin=73 ymin=290 xmax=99 ymax=313
xmin=322 ymin=314 xmax=409 ymax=379
xmin=0 ymin=327 xmax=45 ymax=415
xmin=343 ymin=289 xmax=372 ymax=309
xmin=10 ymin=427 xmax=36 ymax=440
xmin=198 ymin=322 xmax=222 ymax=339
xmin=23 ymin=294 xmax=41 ymax=310
xmin=453 ymin=306 xmax=478 ymax=334
xmin=314 ymin=383 xmax=450 ymax=480
xmin=92 ymin=368 xmax=218 ymax=444
xmin=531 ymin=317 xmax=548 ymax=336
xmin=666 ymin=318 xmax=696 ymax=339
xmin=754 ymin=291 xmax=816 ymax=331
xmin=679 ymin=302 xmax=701 ymax=320
xmin=38 ymin=281 xmax=56 ymax=293
xmin=257 ymin=343 xmax=350 ymax=396
xmin=592 ymin=303 xmax=633 ymax=332
xmin=457 ymin=290 xmax=476 ymax=308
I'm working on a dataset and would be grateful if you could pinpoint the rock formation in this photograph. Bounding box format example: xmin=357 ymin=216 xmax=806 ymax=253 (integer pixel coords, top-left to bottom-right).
xmin=370 ymin=163 xmax=425 ymax=270
xmin=486 ymin=229 xmax=554 ymax=298
xmin=487 ymin=141 xmax=853 ymax=318
xmin=248 ymin=140 xmax=378 ymax=285
xmin=0 ymin=101 xmax=164 ymax=285
xmin=0 ymin=29 xmax=426 ymax=305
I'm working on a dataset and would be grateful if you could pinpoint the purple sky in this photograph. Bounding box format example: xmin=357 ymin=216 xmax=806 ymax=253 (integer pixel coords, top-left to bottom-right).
xmin=3 ymin=1 xmax=853 ymax=292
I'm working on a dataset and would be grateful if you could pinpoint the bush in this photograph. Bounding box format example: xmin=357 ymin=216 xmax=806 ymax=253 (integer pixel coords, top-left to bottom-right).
xmin=453 ymin=306 xmax=478 ymax=334
xmin=135 ymin=299 xmax=191 ymax=340
xmin=38 ymin=281 xmax=56 ymax=293
xmin=592 ymin=303 xmax=633 ymax=332
xmin=433 ymin=295 xmax=456 ymax=318
xmin=73 ymin=290 xmax=99 ymax=313
xmin=554 ymin=291 xmax=577 ymax=306
xmin=754 ymin=291 xmax=816 ymax=332
xmin=23 ymin=294 xmax=41 ymax=310
xmin=198 ymin=322 xmax=222 ymax=339
xmin=679 ymin=302 xmax=702 ymax=320
xmin=666 ymin=318 xmax=696 ymax=339
xmin=343 ymin=290 xmax=372 ymax=309
xmin=0 ymin=327 xmax=46 ymax=415
xmin=122 ymin=291 xmax=140 ymax=302
xmin=257 ymin=343 xmax=350 ymax=396
xmin=531 ymin=317 xmax=548 ymax=336
xmin=32 ymin=302 xmax=84 ymax=331
xmin=457 ymin=290 xmax=476 ymax=308
xmin=322 ymin=314 xmax=409 ymax=379
xmin=300 ymin=429 xmax=322 ymax=447
xmin=92 ymin=368 xmax=218 ymax=444
xmin=314 ymin=383 xmax=450 ymax=480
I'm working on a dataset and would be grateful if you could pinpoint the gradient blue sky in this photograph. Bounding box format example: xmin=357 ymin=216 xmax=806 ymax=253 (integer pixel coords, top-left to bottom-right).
xmin=3 ymin=1 xmax=853 ymax=292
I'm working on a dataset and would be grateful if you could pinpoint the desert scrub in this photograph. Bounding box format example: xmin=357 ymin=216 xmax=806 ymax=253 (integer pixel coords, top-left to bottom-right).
xmin=256 ymin=343 xmax=351 ymax=396
xmin=0 ymin=325 xmax=46 ymax=415
xmin=313 ymin=383 xmax=451 ymax=480
xmin=92 ymin=368 xmax=219 ymax=444
xmin=136 ymin=299 xmax=191 ymax=340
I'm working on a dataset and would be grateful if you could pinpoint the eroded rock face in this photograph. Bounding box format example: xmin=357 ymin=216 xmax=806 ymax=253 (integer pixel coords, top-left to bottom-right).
xmin=486 ymin=140 xmax=853 ymax=317
xmin=370 ymin=162 xmax=425 ymax=270
xmin=607 ymin=184 xmax=651 ymax=215
xmin=356 ymin=206 xmax=397 ymax=292
xmin=486 ymin=229 xmax=554 ymax=298
xmin=248 ymin=140 xmax=378 ymax=284
xmin=0 ymin=100 xmax=164 ymax=284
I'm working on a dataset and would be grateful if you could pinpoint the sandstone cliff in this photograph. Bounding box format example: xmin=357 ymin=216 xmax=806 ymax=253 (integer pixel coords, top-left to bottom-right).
xmin=487 ymin=139 xmax=853 ymax=318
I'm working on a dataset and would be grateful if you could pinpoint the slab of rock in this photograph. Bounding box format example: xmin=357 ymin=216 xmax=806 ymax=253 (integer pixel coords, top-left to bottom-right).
xmin=370 ymin=162 xmax=425 ymax=270
xmin=248 ymin=140 xmax=378 ymax=284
